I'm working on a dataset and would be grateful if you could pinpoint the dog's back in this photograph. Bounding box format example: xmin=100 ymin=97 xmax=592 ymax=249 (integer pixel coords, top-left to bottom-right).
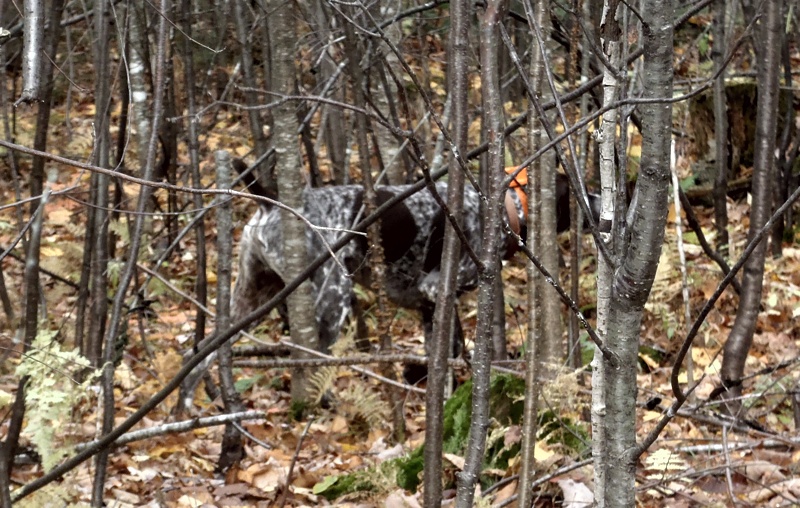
xmin=234 ymin=180 xmax=488 ymax=349
xmin=373 ymin=183 xmax=484 ymax=306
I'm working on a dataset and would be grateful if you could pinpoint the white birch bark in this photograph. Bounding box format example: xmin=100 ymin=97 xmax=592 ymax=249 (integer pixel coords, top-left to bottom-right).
xmin=592 ymin=4 xmax=622 ymax=504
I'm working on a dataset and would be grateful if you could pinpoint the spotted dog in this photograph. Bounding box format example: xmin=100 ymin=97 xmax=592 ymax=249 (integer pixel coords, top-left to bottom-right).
xmin=177 ymin=162 xmax=599 ymax=407
xmin=231 ymin=174 xmax=520 ymax=356
xmin=228 ymin=161 xmax=604 ymax=355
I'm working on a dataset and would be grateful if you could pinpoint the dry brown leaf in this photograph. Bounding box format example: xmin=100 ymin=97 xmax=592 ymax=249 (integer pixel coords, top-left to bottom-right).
xmin=384 ymin=490 xmax=423 ymax=508
xmin=443 ymin=453 xmax=465 ymax=469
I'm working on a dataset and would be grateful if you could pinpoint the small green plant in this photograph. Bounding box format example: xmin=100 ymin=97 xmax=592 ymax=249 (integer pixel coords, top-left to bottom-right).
xmin=314 ymin=457 xmax=400 ymax=501
xmin=396 ymin=374 xmax=527 ymax=492
xmin=16 ymin=329 xmax=99 ymax=471
xmin=290 ymin=398 xmax=312 ymax=421
xmin=537 ymin=410 xmax=589 ymax=453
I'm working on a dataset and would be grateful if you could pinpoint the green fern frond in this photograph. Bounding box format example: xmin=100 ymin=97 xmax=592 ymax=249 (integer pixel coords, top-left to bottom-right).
xmin=16 ymin=329 xmax=99 ymax=472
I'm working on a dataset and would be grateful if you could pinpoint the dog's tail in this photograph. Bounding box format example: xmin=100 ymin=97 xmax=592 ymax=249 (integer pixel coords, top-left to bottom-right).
xmin=232 ymin=158 xmax=276 ymax=201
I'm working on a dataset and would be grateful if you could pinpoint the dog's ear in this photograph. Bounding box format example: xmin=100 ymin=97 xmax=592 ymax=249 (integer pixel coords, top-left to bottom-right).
xmin=556 ymin=173 xmax=571 ymax=232
xmin=233 ymin=158 xmax=274 ymax=200
xmin=232 ymin=157 xmax=248 ymax=176
xmin=555 ymin=173 xmax=603 ymax=233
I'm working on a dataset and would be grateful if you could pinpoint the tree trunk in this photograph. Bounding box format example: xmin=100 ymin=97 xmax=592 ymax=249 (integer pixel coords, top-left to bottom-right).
xmin=339 ymin=5 xmax=405 ymax=440
xmin=312 ymin=0 xmax=349 ymax=184
xmin=370 ymin=2 xmax=406 ymax=185
xmin=85 ymin=0 xmax=114 ymax=372
xmin=19 ymin=0 xmax=46 ymax=102
xmin=455 ymin=2 xmax=508 ymax=506
xmin=233 ymin=0 xmax=270 ymax=185
xmin=518 ymin=0 xmax=548 ymax=504
xmin=712 ymin=0 xmax=730 ymax=253
xmin=175 ymin=0 xmax=209 ymax=416
xmin=602 ymin=0 xmax=673 ymax=505
xmin=268 ymin=0 xmax=320 ymax=407
xmin=423 ymin=1 xmax=470 ymax=505
xmin=772 ymin=33 xmax=794 ymax=258
xmin=720 ymin=0 xmax=783 ymax=415
xmin=535 ymin=4 xmax=563 ymax=377
xmin=93 ymin=0 xmax=169 ymax=502
xmin=128 ymin=2 xmax=151 ymax=171
xmin=569 ymin=0 xmax=596 ymax=371
xmin=593 ymin=1 xmax=622 ymax=503
xmin=215 ymin=152 xmax=245 ymax=470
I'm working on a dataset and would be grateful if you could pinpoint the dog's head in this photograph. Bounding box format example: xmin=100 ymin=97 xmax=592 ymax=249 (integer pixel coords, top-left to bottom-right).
xmin=504 ymin=166 xmax=602 ymax=237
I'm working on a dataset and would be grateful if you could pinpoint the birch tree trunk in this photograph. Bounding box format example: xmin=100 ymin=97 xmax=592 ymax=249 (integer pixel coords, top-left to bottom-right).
xmin=128 ymin=3 xmax=151 ymax=171
xmin=3 ymin=9 xmax=63 ymax=480
xmin=19 ymin=0 xmax=46 ymax=102
xmin=268 ymin=0 xmax=321 ymax=407
xmin=592 ymin=2 xmax=622 ymax=503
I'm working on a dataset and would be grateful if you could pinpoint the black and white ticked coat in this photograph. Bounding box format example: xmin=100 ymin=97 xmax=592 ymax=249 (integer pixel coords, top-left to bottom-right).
xmin=231 ymin=181 xmax=525 ymax=350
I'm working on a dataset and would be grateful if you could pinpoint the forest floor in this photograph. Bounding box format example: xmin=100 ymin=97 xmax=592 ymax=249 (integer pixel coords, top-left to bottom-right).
xmin=0 ymin=35 xmax=799 ymax=502
xmin=2 ymin=163 xmax=799 ymax=506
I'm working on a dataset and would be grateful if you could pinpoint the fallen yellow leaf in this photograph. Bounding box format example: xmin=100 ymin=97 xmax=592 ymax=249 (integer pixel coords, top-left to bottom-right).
xmin=534 ymin=442 xmax=554 ymax=461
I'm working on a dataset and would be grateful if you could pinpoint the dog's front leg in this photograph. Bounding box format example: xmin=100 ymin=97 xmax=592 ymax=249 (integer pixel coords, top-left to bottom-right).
xmin=177 ymin=236 xmax=284 ymax=413
xmin=402 ymin=302 xmax=464 ymax=385
xmin=311 ymin=262 xmax=355 ymax=352
xmin=351 ymin=291 xmax=371 ymax=352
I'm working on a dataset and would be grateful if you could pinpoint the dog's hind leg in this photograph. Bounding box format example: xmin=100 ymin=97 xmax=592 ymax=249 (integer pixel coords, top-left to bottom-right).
xmin=230 ymin=257 xmax=284 ymax=324
xmin=351 ymin=291 xmax=371 ymax=352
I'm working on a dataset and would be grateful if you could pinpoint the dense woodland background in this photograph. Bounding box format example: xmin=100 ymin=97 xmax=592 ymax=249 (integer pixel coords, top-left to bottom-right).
xmin=0 ymin=0 xmax=799 ymax=506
